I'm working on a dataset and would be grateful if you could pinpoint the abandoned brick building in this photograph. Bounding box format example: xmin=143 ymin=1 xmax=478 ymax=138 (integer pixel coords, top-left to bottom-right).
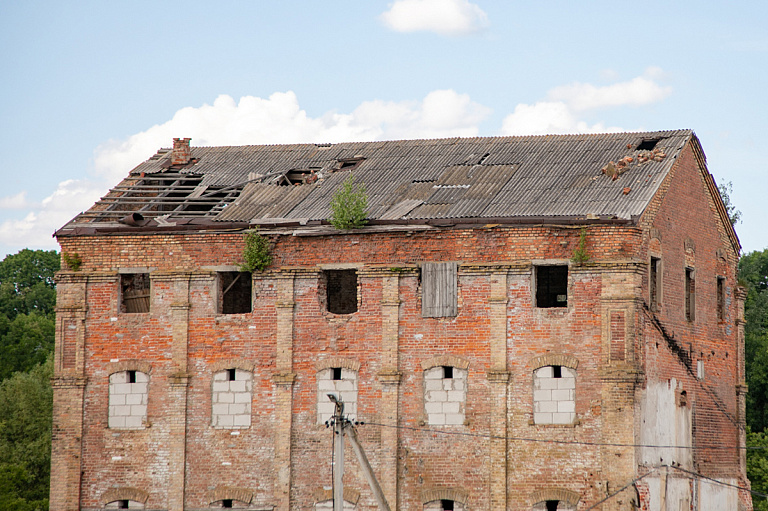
xmin=51 ymin=130 xmax=750 ymax=510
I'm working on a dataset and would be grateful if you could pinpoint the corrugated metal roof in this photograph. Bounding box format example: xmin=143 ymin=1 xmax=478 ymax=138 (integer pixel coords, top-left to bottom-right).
xmin=65 ymin=130 xmax=693 ymax=228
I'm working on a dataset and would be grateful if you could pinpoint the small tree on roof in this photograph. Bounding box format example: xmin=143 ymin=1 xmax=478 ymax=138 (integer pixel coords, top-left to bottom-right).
xmin=329 ymin=174 xmax=368 ymax=229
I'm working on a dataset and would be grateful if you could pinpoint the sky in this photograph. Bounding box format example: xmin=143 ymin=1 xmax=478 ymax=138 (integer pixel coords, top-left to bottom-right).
xmin=1 ymin=0 xmax=766 ymax=259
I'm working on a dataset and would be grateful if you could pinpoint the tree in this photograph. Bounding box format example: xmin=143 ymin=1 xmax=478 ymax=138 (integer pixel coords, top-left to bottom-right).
xmin=718 ymin=180 xmax=742 ymax=226
xmin=0 ymin=249 xmax=59 ymax=320
xmin=329 ymin=174 xmax=368 ymax=229
xmin=741 ymin=249 xmax=768 ymax=431
xmin=0 ymin=314 xmax=55 ymax=381
xmin=0 ymin=357 xmax=52 ymax=511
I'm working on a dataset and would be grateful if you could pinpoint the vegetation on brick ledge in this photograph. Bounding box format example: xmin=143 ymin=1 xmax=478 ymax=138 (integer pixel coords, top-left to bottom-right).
xmin=241 ymin=232 xmax=272 ymax=272
xmin=329 ymin=173 xmax=368 ymax=229
xmin=61 ymin=252 xmax=82 ymax=271
xmin=571 ymin=227 xmax=590 ymax=265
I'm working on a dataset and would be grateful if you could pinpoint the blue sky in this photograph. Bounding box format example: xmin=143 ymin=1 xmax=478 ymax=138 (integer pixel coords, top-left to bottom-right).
xmin=1 ymin=0 xmax=766 ymax=258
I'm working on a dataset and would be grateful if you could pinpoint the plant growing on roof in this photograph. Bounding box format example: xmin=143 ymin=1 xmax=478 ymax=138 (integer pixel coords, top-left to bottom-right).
xmin=329 ymin=173 xmax=368 ymax=229
xmin=241 ymin=232 xmax=272 ymax=272
xmin=571 ymin=227 xmax=591 ymax=265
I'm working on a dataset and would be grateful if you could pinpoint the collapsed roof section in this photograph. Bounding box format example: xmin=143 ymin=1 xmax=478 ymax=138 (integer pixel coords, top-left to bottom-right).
xmin=57 ymin=130 xmax=696 ymax=235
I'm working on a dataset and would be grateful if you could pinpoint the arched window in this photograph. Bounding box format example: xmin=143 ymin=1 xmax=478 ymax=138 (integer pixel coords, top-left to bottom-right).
xmin=533 ymin=365 xmax=576 ymax=425
xmin=317 ymin=366 xmax=358 ymax=424
xmin=212 ymin=369 xmax=253 ymax=428
xmin=424 ymin=365 xmax=467 ymax=426
xmin=109 ymin=370 xmax=149 ymax=429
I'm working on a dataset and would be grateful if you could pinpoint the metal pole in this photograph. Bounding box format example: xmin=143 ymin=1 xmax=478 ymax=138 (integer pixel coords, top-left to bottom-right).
xmin=329 ymin=395 xmax=345 ymax=511
xmin=345 ymin=424 xmax=392 ymax=511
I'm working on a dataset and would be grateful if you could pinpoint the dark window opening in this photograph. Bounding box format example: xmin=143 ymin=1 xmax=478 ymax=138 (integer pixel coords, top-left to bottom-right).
xmin=443 ymin=366 xmax=453 ymax=379
xmin=325 ymin=269 xmax=358 ymax=314
xmin=536 ymin=265 xmax=568 ymax=308
xmin=685 ymin=268 xmax=696 ymax=322
xmin=637 ymin=138 xmax=660 ymax=151
xmin=546 ymin=501 xmax=559 ymax=511
xmin=222 ymin=499 xmax=233 ymax=508
xmin=717 ymin=276 xmax=725 ymax=321
xmin=219 ymin=272 xmax=252 ymax=314
xmin=227 ymin=369 xmax=237 ymax=381
xmin=128 ymin=370 xmax=137 ymax=384
xmin=650 ymin=257 xmax=661 ymax=311
xmin=121 ymin=273 xmax=151 ymax=313
xmin=441 ymin=500 xmax=454 ymax=511
xmin=552 ymin=365 xmax=562 ymax=378
xmin=118 ymin=501 xmax=130 ymax=509
xmin=332 ymin=367 xmax=342 ymax=381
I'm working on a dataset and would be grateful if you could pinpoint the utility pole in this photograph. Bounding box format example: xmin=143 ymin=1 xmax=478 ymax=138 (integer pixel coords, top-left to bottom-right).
xmin=327 ymin=394 xmax=392 ymax=511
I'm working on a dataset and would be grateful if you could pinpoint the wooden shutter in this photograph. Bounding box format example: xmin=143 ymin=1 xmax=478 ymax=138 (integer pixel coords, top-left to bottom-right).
xmin=422 ymin=262 xmax=458 ymax=317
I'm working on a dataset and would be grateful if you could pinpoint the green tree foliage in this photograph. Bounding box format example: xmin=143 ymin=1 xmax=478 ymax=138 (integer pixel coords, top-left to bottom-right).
xmin=329 ymin=174 xmax=368 ymax=229
xmin=0 ymin=249 xmax=59 ymax=319
xmin=241 ymin=232 xmax=272 ymax=272
xmin=0 ymin=314 xmax=55 ymax=381
xmin=0 ymin=357 xmax=52 ymax=511
xmin=718 ymin=180 xmax=742 ymax=226
xmin=742 ymin=249 xmax=768 ymax=431
xmin=748 ymin=428 xmax=768 ymax=510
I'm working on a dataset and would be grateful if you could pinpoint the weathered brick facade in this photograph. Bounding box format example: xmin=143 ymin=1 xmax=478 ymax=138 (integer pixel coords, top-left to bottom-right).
xmin=51 ymin=132 xmax=750 ymax=510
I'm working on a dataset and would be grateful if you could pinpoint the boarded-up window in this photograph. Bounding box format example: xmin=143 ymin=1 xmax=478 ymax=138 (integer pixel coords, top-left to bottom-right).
xmin=536 ymin=265 xmax=568 ymax=308
xmin=650 ymin=257 xmax=661 ymax=311
xmin=219 ymin=272 xmax=252 ymax=314
xmin=685 ymin=268 xmax=695 ymax=322
xmin=610 ymin=311 xmax=626 ymax=361
xmin=422 ymin=262 xmax=458 ymax=317
xmin=324 ymin=270 xmax=358 ymax=314
xmin=121 ymin=273 xmax=150 ymax=313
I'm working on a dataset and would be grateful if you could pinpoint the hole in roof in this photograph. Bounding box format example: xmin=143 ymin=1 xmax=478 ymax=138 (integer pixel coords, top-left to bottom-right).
xmin=478 ymin=153 xmax=490 ymax=164
xmin=337 ymin=157 xmax=365 ymax=170
xmin=637 ymin=138 xmax=661 ymax=151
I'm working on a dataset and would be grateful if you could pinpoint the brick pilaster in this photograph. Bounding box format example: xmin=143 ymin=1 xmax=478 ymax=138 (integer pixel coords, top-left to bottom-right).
xmin=274 ymin=274 xmax=296 ymax=511
xmin=487 ymin=271 xmax=509 ymax=511
xmin=378 ymin=274 xmax=401 ymax=509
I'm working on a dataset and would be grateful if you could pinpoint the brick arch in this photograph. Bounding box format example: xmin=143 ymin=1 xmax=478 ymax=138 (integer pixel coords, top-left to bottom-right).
xmin=421 ymin=355 xmax=470 ymax=371
xmin=101 ymin=487 xmax=149 ymax=506
xmin=530 ymin=354 xmax=579 ymax=371
xmin=315 ymin=357 xmax=361 ymax=372
xmin=313 ymin=487 xmax=360 ymax=504
xmin=207 ymin=486 xmax=253 ymax=505
xmin=107 ymin=360 xmax=152 ymax=376
xmin=530 ymin=488 xmax=580 ymax=507
xmin=210 ymin=359 xmax=255 ymax=373
xmin=421 ymin=487 xmax=469 ymax=506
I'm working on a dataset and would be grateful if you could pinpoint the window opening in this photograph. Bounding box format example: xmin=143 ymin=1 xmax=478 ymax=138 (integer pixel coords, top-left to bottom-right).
xmin=222 ymin=500 xmax=233 ymax=508
xmin=324 ymin=269 xmax=358 ymax=314
xmin=227 ymin=368 xmax=236 ymax=381
xmin=219 ymin=272 xmax=252 ymax=314
xmin=546 ymin=501 xmax=559 ymax=511
xmin=128 ymin=370 xmax=137 ymax=384
xmin=421 ymin=262 xmax=458 ymax=317
xmin=717 ymin=276 xmax=725 ymax=321
xmin=212 ymin=369 xmax=253 ymax=429
xmin=443 ymin=366 xmax=453 ymax=379
xmin=552 ymin=365 xmax=562 ymax=378
xmin=109 ymin=370 xmax=149 ymax=429
xmin=533 ymin=366 xmax=576 ymax=425
xmin=650 ymin=257 xmax=661 ymax=311
xmin=332 ymin=367 xmax=342 ymax=380
xmin=121 ymin=273 xmax=150 ymax=313
xmin=317 ymin=368 xmax=358 ymax=424
xmin=337 ymin=156 xmax=365 ymax=170
xmin=536 ymin=265 xmax=568 ymax=308
xmin=119 ymin=501 xmax=130 ymax=509
xmin=637 ymin=138 xmax=660 ymax=151
xmin=441 ymin=500 xmax=454 ymax=511
xmin=424 ymin=366 xmax=467 ymax=425
xmin=685 ymin=268 xmax=695 ymax=322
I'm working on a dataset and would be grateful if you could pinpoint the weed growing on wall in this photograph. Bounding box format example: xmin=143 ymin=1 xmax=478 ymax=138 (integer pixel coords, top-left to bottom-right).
xmin=329 ymin=174 xmax=368 ymax=229
xmin=241 ymin=232 xmax=272 ymax=272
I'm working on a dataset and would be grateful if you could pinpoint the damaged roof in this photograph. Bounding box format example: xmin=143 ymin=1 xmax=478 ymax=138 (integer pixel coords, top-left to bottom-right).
xmin=57 ymin=129 xmax=697 ymax=234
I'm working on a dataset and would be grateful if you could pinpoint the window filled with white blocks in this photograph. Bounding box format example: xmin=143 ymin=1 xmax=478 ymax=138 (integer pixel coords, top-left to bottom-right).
xmin=315 ymin=500 xmax=356 ymax=511
xmin=424 ymin=366 xmax=467 ymax=426
xmin=212 ymin=369 xmax=252 ymax=429
xmin=317 ymin=368 xmax=358 ymax=424
xmin=533 ymin=365 xmax=576 ymax=425
xmin=105 ymin=500 xmax=145 ymax=509
xmin=424 ymin=499 xmax=465 ymax=511
xmin=108 ymin=370 xmax=149 ymax=429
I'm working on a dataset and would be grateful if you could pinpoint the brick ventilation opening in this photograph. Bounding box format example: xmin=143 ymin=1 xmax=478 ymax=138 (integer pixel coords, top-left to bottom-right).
xmin=108 ymin=371 xmax=149 ymax=429
xmin=717 ymin=276 xmax=725 ymax=321
xmin=533 ymin=366 xmax=575 ymax=425
xmin=317 ymin=368 xmax=358 ymax=424
xmin=536 ymin=265 xmax=568 ymax=308
xmin=219 ymin=272 xmax=252 ymax=314
xmin=324 ymin=269 xmax=358 ymax=314
xmin=650 ymin=257 xmax=661 ymax=311
xmin=212 ymin=369 xmax=253 ymax=429
xmin=685 ymin=267 xmax=696 ymax=322
xmin=121 ymin=273 xmax=150 ymax=313
xmin=424 ymin=366 xmax=467 ymax=425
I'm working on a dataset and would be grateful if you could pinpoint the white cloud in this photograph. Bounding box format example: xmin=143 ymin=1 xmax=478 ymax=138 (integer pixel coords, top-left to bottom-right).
xmin=380 ymin=0 xmax=489 ymax=36
xmin=547 ymin=68 xmax=672 ymax=111
xmin=0 ymin=192 xmax=31 ymax=210
xmin=501 ymin=69 xmax=670 ymax=136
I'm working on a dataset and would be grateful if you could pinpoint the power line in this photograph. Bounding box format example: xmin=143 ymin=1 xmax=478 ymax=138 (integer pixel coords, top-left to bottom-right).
xmin=583 ymin=468 xmax=656 ymax=511
xmin=666 ymin=464 xmax=768 ymax=500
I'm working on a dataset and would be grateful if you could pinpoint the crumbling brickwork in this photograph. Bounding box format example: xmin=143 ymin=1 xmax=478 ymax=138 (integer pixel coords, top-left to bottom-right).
xmin=50 ymin=138 xmax=749 ymax=510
